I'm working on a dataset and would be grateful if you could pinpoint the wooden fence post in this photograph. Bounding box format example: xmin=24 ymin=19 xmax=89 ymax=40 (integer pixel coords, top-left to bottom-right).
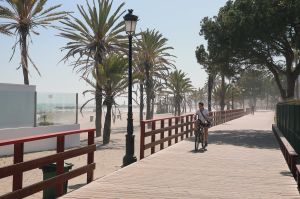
xmin=186 ymin=115 xmax=189 ymax=138
xmin=160 ymin=120 xmax=164 ymax=150
xmin=151 ymin=121 xmax=156 ymax=154
xmin=56 ymin=135 xmax=65 ymax=197
xmin=181 ymin=116 xmax=184 ymax=140
xmin=168 ymin=119 xmax=172 ymax=146
xmin=175 ymin=117 xmax=179 ymax=143
xmin=140 ymin=121 xmax=145 ymax=160
xmin=13 ymin=143 xmax=24 ymax=191
xmin=87 ymin=130 xmax=94 ymax=183
xmin=190 ymin=115 xmax=193 ymax=136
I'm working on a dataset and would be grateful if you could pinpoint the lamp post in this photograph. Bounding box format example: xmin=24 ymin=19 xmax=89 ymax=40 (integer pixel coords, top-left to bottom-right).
xmin=123 ymin=9 xmax=138 ymax=167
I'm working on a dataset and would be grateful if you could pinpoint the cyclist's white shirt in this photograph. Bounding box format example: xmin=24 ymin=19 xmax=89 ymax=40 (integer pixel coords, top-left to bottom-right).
xmin=195 ymin=109 xmax=209 ymax=123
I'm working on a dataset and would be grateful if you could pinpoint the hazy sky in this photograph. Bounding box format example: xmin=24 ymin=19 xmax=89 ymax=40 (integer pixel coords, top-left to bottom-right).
xmin=0 ymin=0 xmax=227 ymax=104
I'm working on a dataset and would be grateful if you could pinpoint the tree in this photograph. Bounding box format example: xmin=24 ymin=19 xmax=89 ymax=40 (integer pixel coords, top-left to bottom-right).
xmin=237 ymin=69 xmax=280 ymax=109
xmin=196 ymin=40 xmax=236 ymax=111
xmin=59 ymin=0 xmax=126 ymax=137
xmin=166 ymin=69 xmax=193 ymax=116
xmin=238 ymin=69 xmax=266 ymax=109
xmin=206 ymin=0 xmax=300 ymax=99
xmin=195 ymin=44 xmax=217 ymax=111
xmin=0 ymin=0 xmax=68 ymax=85
xmin=189 ymin=87 xmax=205 ymax=111
xmin=136 ymin=29 xmax=174 ymax=120
xmin=96 ymin=54 xmax=128 ymax=144
xmin=133 ymin=48 xmax=146 ymax=121
xmin=212 ymin=82 xmax=230 ymax=110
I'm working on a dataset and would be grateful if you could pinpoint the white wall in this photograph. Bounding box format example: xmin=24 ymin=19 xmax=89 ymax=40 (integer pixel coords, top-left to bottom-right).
xmin=0 ymin=124 xmax=80 ymax=156
xmin=0 ymin=83 xmax=35 ymax=128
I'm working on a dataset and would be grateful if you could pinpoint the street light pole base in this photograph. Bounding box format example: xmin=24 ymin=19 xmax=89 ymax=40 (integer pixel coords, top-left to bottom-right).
xmin=122 ymin=134 xmax=137 ymax=167
xmin=123 ymin=155 xmax=137 ymax=167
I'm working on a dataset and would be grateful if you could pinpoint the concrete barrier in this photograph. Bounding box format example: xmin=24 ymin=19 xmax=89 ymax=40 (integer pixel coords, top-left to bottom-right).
xmin=0 ymin=124 xmax=80 ymax=156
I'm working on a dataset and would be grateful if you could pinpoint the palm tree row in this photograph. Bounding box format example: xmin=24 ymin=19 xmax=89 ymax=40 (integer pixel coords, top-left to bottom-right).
xmin=166 ymin=69 xmax=193 ymax=116
xmin=0 ymin=0 xmax=198 ymax=144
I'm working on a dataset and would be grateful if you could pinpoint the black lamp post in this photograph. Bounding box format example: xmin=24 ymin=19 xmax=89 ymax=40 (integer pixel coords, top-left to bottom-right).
xmin=123 ymin=9 xmax=138 ymax=167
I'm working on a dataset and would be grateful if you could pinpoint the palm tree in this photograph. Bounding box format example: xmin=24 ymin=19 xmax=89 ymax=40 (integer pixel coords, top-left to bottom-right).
xmin=132 ymin=49 xmax=146 ymax=122
xmin=0 ymin=0 xmax=68 ymax=85
xmin=166 ymin=69 xmax=193 ymax=116
xmin=81 ymin=54 xmax=128 ymax=144
xmin=213 ymin=82 xmax=235 ymax=110
xmin=136 ymin=29 xmax=174 ymax=120
xmin=96 ymin=54 xmax=127 ymax=144
xmin=59 ymin=0 xmax=126 ymax=137
xmin=189 ymin=88 xmax=205 ymax=111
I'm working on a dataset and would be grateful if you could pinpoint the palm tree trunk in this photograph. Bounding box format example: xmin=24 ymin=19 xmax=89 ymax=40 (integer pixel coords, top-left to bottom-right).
xmin=151 ymin=97 xmax=155 ymax=118
xmin=183 ymin=97 xmax=186 ymax=113
xmin=103 ymin=101 xmax=112 ymax=145
xmin=208 ymin=74 xmax=213 ymax=111
xmin=95 ymin=87 xmax=102 ymax=137
xmin=173 ymin=97 xmax=177 ymax=116
xmin=145 ymin=64 xmax=152 ymax=120
xmin=178 ymin=100 xmax=181 ymax=116
xmin=20 ymin=32 xmax=29 ymax=85
xmin=139 ymin=83 xmax=144 ymax=122
xmin=220 ymin=74 xmax=226 ymax=111
xmin=146 ymin=94 xmax=151 ymax=119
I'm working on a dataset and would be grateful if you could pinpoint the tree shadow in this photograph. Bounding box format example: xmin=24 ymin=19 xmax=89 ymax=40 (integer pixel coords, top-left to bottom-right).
xmin=186 ymin=129 xmax=279 ymax=150
xmin=95 ymin=139 xmax=125 ymax=151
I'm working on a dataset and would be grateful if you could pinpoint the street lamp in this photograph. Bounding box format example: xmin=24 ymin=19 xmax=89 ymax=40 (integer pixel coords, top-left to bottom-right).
xmin=123 ymin=9 xmax=138 ymax=167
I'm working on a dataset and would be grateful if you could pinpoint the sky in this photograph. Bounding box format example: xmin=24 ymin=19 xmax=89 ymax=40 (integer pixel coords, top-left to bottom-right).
xmin=0 ymin=0 xmax=227 ymax=105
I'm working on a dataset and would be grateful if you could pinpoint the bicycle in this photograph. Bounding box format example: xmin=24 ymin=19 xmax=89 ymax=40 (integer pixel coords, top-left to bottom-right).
xmin=194 ymin=125 xmax=205 ymax=151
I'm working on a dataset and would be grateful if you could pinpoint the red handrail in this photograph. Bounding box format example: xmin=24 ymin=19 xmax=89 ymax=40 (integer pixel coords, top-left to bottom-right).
xmin=0 ymin=128 xmax=96 ymax=199
xmin=140 ymin=109 xmax=248 ymax=159
xmin=0 ymin=128 xmax=95 ymax=146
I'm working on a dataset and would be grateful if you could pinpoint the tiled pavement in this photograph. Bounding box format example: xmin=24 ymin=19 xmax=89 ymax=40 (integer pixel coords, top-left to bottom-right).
xmin=61 ymin=111 xmax=300 ymax=199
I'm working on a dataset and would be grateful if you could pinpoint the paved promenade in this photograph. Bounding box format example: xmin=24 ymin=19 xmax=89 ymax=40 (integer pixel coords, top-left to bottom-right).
xmin=61 ymin=111 xmax=300 ymax=199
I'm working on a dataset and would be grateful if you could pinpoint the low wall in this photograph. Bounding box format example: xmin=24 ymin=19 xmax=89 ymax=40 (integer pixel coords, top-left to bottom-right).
xmin=0 ymin=83 xmax=36 ymax=128
xmin=0 ymin=124 xmax=80 ymax=156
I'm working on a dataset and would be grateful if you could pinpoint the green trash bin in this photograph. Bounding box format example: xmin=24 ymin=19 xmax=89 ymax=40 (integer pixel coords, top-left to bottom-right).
xmin=40 ymin=162 xmax=73 ymax=199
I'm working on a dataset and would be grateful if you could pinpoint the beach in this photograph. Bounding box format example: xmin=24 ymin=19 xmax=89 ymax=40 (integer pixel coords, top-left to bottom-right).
xmin=0 ymin=109 xmax=193 ymax=198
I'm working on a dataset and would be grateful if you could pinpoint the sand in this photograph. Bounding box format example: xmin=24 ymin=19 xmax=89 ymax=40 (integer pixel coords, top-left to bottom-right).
xmin=0 ymin=109 xmax=193 ymax=198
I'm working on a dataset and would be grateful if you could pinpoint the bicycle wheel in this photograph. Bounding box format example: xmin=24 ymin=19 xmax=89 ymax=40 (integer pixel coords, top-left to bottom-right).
xmin=200 ymin=128 xmax=205 ymax=149
xmin=194 ymin=129 xmax=200 ymax=151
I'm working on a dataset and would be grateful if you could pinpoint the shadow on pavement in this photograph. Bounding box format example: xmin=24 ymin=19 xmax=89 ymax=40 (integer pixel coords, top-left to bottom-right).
xmin=189 ymin=149 xmax=206 ymax=153
xmin=280 ymin=170 xmax=293 ymax=177
xmin=69 ymin=183 xmax=86 ymax=190
xmin=186 ymin=129 xmax=279 ymax=150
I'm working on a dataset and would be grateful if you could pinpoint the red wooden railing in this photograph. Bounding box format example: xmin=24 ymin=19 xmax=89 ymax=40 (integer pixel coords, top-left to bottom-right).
xmin=140 ymin=114 xmax=194 ymax=159
xmin=140 ymin=109 xmax=248 ymax=159
xmin=0 ymin=128 xmax=96 ymax=199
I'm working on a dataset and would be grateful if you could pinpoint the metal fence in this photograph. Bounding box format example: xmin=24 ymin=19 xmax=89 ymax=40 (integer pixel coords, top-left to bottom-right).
xmin=276 ymin=100 xmax=300 ymax=153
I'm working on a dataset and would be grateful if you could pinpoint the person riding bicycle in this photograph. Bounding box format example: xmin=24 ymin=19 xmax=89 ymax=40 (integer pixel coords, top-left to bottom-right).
xmin=194 ymin=102 xmax=211 ymax=149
